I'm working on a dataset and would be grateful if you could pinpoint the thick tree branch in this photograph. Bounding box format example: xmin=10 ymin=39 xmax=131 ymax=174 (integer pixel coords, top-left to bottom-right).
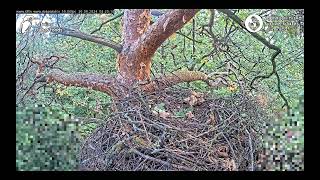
xmin=137 ymin=9 xmax=199 ymax=57
xmin=116 ymin=10 xmax=199 ymax=86
xmin=45 ymin=69 xmax=118 ymax=97
xmin=53 ymin=27 xmax=123 ymax=53
xmin=141 ymin=70 xmax=225 ymax=92
xmin=36 ymin=68 xmax=227 ymax=100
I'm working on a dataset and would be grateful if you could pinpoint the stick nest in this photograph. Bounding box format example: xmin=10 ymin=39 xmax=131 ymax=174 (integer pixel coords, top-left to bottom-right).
xmin=78 ymin=87 xmax=269 ymax=171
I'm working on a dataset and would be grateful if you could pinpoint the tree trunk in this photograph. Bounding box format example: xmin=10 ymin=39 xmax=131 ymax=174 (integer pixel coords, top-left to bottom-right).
xmin=116 ymin=9 xmax=199 ymax=92
xmin=43 ymin=9 xmax=207 ymax=100
xmin=116 ymin=10 xmax=152 ymax=87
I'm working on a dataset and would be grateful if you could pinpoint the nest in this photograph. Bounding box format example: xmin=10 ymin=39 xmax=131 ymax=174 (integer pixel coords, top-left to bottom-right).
xmin=78 ymin=87 xmax=268 ymax=171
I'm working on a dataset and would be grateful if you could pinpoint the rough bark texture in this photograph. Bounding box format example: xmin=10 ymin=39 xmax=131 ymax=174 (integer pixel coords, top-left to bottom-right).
xmin=42 ymin=9 xmax=201 ymax=99
xmin=116 ymin=9 xmax=199 ymax=88
xmin=141 ymin=70 xmax=209 ymax=92
xmin=46 ymin=69 xmax=118 ymax=97
xmin=116 ymin=9 xmax=152 ymax=86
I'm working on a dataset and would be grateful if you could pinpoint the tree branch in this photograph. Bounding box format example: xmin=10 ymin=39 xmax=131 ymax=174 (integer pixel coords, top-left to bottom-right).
xmin=91 ymin=12 xmax=124 ymax=34
xmin=275 ymin=72 xmax=290 ymax=112
xmin=45 ymin=69 xmax=118 ymax=97
xmin=217 ymin=9 xmax=280 ymax=51
xmin=217 ymin=9 xmax=290 ymax=110
xmin=141 ymin=70 xmax=225 ymax=92
xmin=201 ymin=9 xmax=217 ymax=41
xmin=52 ymin=27 xmax=123 ymax=53
xmin=176 ymin=31 xmax=202 ymax=43
xmin=137 ymin=9 xmax=199 ymax=57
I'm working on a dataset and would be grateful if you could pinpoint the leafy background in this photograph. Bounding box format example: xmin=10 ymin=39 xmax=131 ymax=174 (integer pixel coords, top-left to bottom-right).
xmin=16 ymin=9 xmax=304 ymax=170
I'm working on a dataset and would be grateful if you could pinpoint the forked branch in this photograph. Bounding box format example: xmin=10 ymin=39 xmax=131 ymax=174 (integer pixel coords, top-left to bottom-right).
xmin=137 ymin=9 xmax=200 ymax=57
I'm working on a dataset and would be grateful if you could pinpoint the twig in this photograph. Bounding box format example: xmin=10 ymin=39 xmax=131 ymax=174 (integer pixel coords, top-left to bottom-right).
xmin=176 ymin=31 xmax=202 ymax=43
xmin=91 ymin=12 xmax=124 ymax=34
xmin=245 ymin=128 xmax=254 ymax=171
xmin=75 ymin=117 xmax=106 ymax=125
xmin=221 ymin=133 xmax=237 ymax=162
xmin=131 ymin=148 xmax=193 ymax=171
xmin=217 ymin=9 xmax=290 ymax=110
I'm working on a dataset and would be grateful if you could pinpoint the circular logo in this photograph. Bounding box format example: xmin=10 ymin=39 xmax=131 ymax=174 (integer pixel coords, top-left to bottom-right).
xmin=245 ymin=14 xmax=263 ymax=33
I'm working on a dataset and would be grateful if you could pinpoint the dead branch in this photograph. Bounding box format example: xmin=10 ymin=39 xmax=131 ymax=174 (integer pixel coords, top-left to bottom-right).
xmin=176 ymin=31 xmax=202 ymax=43
xmin=245 ymin=128 xmax=254 ymax=171
xmin=91 ymin=12 xmax=124 ymax=34
xmin=52 ymin=27 xmax=122 ymax=53
xmin=202 ymin=9 xmax=217 ymax=40
xmin=131 ymin=148 xmax=193 ymax=171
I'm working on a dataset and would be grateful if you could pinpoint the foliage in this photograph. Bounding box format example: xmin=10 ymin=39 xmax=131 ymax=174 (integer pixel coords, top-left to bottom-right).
xmin=16 ymin=104 xmax=80 ymax=170
xmin=16 ymin=9 xmax=304 ymax=171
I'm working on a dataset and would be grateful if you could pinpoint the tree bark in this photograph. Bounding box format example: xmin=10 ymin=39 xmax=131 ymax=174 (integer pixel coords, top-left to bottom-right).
xmin=116 ymin=9 xmax=199 ymax=89
xmin=46 ymin=69 xmax=119 ymax=97
xmin=39 ymin=9 xmax=200 ymax=99
xmin=116 ymin=9 xmax=152 ymax=86
xmin=141 ymin=70 xmax=210 ymax=92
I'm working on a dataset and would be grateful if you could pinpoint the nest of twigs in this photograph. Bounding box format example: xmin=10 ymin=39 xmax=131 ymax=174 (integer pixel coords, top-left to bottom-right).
xmin=78 ymin=87 xmax=268 ymax=171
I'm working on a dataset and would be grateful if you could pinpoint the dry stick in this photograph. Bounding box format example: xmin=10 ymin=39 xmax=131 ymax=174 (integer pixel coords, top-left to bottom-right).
xmin=182 ymin=35 xmax=187 ymax=61
xmin=277 ymin=50 xmax=303 ymax=71
xmin=275 ymin=72 xmax=289 ymax=112
xmin=192 ymin=19 xmax=196 ymax=54
xmin=176 ymin=126 xmax=218 ymax=144
xmin=221 ymin=133 xmax=238 ymax=162
xmin=176 ymin=31 xmax=202 ymax=43
xmin=201 ymin=9 xmax=216 ymax=40
xmin=81 ymin=136 xmax=133 ymax=165
xmin=91 ymin=12 xmax=124 ymax=34
xmin=133 ymin=158 xmax=148 ymax=171
xmin=138 ymin=111 xmax=152 ymax=145
xmin=245 ymin=128 xmax=254 ymax=171
xmin=217 ymin=9 xmax=290 ymax=111
xmin=16 ymin=60 xmax=32 ymax=83
xmin=108 ymin=24 xmax=122 ymax=38
xmin=197 ymin=49 xmax=216 ymax=71
xmin=123 ymin=112 xmax=160 ymax=140
xmin=131 ymin=148 xmax=193 ymax=171
xmin=197 ymin=9 xmax=217 ymax=71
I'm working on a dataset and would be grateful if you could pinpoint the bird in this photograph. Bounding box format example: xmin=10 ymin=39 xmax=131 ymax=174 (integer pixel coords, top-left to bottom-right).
xmin=150 ymin=9 xmax=165 ymax=24
xmin=151 ymin=9 xmax=164 ymax=17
